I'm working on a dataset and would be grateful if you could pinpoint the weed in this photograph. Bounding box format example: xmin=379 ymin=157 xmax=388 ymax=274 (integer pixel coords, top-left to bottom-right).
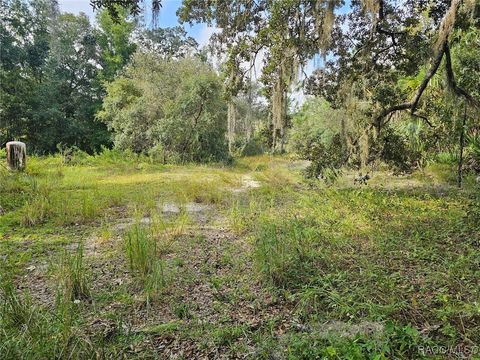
xmin=125 ymin=224 xmax=158 ymax=277
xmin=173 ymin=302 xmax=192 ymax=319
xmin=0 ymin=278 xmax=38 ymax=332
xmin=57 ymin=244 xmax=90 ymax=301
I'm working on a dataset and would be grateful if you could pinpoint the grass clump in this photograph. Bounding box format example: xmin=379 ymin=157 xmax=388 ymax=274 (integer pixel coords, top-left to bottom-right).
xmin=125 ymin=224 xmax=158 ymax=277
xmin=124 ymin=222 xmax=171 ymax=301
xmin=0 ymin=279 xmax=38 ymax=333
xmin=57 ymin=244 xmax=90 ymax=301
xmin=0 ymin=277 xmax=94 ymax=359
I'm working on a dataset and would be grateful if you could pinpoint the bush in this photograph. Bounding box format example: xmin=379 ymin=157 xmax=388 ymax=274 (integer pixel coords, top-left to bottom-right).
xmin=289 ymin=98 xmax=348 ymax=181
xmin=301 ymin=134 xmax=346 ymax=182
xmin=380 ymin=128 xmax=423 ymax=174
xmin=465 ymin=132 xmax=480 ymax=174
xmin=231 ymin=136 xmax=266 ymax=157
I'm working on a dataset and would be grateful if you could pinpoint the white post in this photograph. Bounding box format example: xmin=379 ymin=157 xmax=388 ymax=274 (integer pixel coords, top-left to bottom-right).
xmin=6 ymin=141 xmax=26 ymax=171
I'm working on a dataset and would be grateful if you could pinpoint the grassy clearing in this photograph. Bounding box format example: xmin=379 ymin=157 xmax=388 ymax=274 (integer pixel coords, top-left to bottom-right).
xmin=1 ymin=153 xmax=479 ymax=359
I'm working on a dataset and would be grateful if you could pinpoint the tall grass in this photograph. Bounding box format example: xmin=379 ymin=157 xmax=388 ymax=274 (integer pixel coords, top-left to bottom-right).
xmin=57 ymin=244 xmax=90 ymax=301
xmin=124 ymin=220 xmax=176 ymax=301
xmin=125 ymin=224 xmax=158 ymax=277
xmin=0 ymin=276 xmax=94 ymax=359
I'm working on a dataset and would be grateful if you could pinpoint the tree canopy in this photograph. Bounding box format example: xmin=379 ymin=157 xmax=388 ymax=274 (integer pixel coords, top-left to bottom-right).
xmin=97 ymin=52 xmax=229 ymax=162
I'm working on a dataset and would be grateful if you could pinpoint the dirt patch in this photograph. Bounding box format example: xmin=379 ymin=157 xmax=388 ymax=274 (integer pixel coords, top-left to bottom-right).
xmin=304 ymin=320 xmax=385 ymax=339
xmin=111 ymin=202 xmax=216 ymax=232
xmin=232 ymin=175 xmax=261 ymax=193
xmin=162 ymin=202 xmax=181 ymax=214
xmin=16 ymin=261 xmax=54 ymax=309
xmin=161 ymin=202 xmax=213 ymax=214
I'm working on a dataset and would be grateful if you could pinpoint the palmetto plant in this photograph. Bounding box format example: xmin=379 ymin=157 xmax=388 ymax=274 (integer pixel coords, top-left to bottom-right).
xmin=465 ymin=131 xmax=480 ymax=173
xmin=466 ymin=133 xmax=480 ymax=155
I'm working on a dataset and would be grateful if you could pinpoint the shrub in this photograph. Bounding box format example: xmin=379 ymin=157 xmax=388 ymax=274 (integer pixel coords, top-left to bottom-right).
xmin=380 ymin=128 xmax=424 ymax=174
xmin=289 ymin=98 xmax=349 ymax=181
xmin=236 ymin=136 xmax=267 ymax=157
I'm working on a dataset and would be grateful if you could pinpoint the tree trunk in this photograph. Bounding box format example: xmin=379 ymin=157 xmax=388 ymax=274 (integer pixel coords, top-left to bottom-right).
xmin=6 ymin=141 xmax=26 ymax=171
xmin=272 ymin=72 xmax=286 ymax=153
xmin=227 ymin=101 xmax=236 ymax=154
xmin=457 ymin=102 xmax=467 ymax=188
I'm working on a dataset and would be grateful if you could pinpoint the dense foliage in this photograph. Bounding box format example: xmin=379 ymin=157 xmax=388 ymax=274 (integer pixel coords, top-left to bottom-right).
xmin=0 ymin=1 xmax=112 ymax=153
xmin=0 ymin=0 xmax=215 ymax=160
xmin=98 ymin=52 xmax=229 ymax=163
xmin=289 ymin=98 xmax=348 ymax=179
xmin=301 ymin=1 xmax=480 ymax=178
xmin=1 ymin=0 xmax=479 ymax=171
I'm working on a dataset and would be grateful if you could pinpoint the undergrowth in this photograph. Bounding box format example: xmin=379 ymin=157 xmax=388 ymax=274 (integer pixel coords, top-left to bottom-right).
xmin=1 ymin=154 xmax=479 ymax=358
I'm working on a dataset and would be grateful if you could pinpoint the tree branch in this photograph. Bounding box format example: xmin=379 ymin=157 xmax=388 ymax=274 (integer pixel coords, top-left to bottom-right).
xmin=373 ymin=0 xmax=463 ymax=127
xmin=444 ymin=42 xmax=479 ymax=107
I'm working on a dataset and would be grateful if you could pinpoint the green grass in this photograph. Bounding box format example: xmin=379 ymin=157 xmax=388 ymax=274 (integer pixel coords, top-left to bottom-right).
xmin=1 ymin=152 xmax=479 ymax=358
xmin=229 ymin=163 xmax=480 ymax=357
xmin=0 ymin=266 xmax=95 ymax=359
xmin=57 ymin=243 xmax=91 ymax=301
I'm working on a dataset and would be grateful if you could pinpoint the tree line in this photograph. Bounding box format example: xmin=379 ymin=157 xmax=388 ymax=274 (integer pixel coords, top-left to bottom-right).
xmin=1 ymin=0 xmax=479 ymax=180
xmin=0 ymin=1 xmax=226 ymax=159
